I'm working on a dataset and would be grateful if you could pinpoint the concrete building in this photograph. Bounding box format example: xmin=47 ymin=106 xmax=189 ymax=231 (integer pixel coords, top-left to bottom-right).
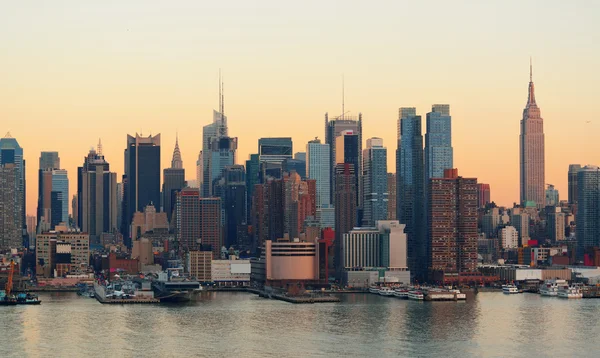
xmin=481 ymin=208 xmax=501 ymax=239
xmin=545 ymin=184 xmax=559 ymax=207
xmin=325 ymin=112 xmax=362 ymax=206
xmin=362 ymin=138 xmax=388 ymax=226
xmin=568 ymin=164 xmax=581 ymax=205
xmin=211 ymin=257 xmax=251 ymax=286
xmin=511 ymin=209 xmax=530 ymax=245
xmin=334 ymin=163 xmax=357 ymax=276
xmin=131 ymin=204 xmax=169 ymax=241
xmin=428 ymin=169 xmax=478 ymax=276
xmin=176 ymin=188 xmax=201 ymax=250
xmin=396 ymin=107 xmax=426 ymax=281
xmin=501 ymin=226 xmax=519 ymax=249
xmin=546 ymin=207 xmax=565 ymax=242
xmin=163 ymin=135 xmax=185 ymax=222
xmin=377 ymin=220 xmax=408 ymax=270
xmin=306 ymin=138 xmax=330 ymax=207
xmin=132 ymin=238 xmax=154 ymax=265
xmin=122 ymin=134 xmax=161 ymax=247
xmin=342 ymin=221 xmax=407 ymax=271
xmin=0 ymin=164 xmax=22 ymax=249
xmin=250 ymin=239 xmax=321 ymax=287
xmin=519 ymin=63 xmax=546 ymax=208
xmin=36 ymin=230 xmax=90 ymax=277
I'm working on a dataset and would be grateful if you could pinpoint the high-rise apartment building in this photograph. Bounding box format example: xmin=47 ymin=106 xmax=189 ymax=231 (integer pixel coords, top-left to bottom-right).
xmin=79 ymin=146 xmax=117 ymax=242
xmin=325 ymin=113 xmax=362 ymax=206
xmin=0 ymin=164 xmax=22 ymax=249
xmin=163 ymin=136 xmax=185 ymax=221
xmin=396 ymin=107 xmax=425 ymax=280
xmin=362 ymin=138 xmax=388 ymax=226
xmin=306 ymin=138 xmax=330 ymax=207
xmin=176 ymin=188 xmax=201 ymax=250
xmin=428 ymin=169 xmax=478 ymax=276
xmin=199 ymin=198 xmax=222 ymax=259
xmin=501 ymin=226 xmax=519 ymax=249
xmin=519 ymin=62 xmax=545 ymax=208
xmin=568 ymin=164 xmax=581 ymax=205
xmin=122 ymin=133 xmax=161 ymax=246
xmin=576 ymin=165 xmax=600 ymax=259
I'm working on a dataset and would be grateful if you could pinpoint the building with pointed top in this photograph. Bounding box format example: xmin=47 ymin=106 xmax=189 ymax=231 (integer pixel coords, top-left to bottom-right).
xmin=163 ymin=135 xmax=185 ymax=222
xmin=520 ymin=61 xmax=546 ymax=208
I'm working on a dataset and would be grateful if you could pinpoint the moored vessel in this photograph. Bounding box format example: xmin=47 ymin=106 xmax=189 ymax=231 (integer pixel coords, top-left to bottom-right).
xmin=558 ymin=285 xmax=583 ymax=299
xmin=378 ymin=287 xmax=394 ymax=296
xmin=408 ymin=290 xmax=424 ymax=300
xmin=502 ymin=284 xmax=518 ymax=294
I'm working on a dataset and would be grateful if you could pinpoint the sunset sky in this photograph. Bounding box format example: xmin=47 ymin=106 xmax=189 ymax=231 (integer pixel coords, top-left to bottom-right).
xmin=1 ymin=1 xmax=598 ymax=215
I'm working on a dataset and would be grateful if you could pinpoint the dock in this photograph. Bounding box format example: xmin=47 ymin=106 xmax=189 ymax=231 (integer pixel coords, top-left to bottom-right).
xmin=95 ymin=296 xmax=160 ymax=304
xmin=249 ymin=288 xmax=340 ymax=304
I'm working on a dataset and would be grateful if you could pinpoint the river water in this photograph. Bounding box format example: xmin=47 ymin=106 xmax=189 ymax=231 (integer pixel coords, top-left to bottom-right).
xmin=1 ymin=291 xmax=599 ymax=357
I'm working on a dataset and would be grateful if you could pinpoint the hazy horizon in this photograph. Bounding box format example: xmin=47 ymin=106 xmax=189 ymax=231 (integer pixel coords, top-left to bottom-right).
xmin=2 ymin=1 xmax=598 ymax=215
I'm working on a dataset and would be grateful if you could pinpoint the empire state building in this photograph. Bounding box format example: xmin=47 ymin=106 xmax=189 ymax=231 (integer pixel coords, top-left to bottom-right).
xmin=519 ymin=61 xmax=545 ymax=208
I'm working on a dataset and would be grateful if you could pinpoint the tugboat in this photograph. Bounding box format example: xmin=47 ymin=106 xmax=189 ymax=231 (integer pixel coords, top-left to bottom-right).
xmin=16 ymin=293 xmax=41 ymax=305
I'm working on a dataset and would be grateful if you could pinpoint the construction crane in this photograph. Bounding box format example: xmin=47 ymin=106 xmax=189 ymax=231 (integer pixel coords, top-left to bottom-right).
xmin=5 ymin=260 xmax=14 ymax=296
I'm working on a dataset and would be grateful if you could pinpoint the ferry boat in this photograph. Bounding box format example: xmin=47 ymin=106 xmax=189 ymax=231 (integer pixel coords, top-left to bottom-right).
xmin=539 ymin=279 xmax=566 ymax=297
xmin=502 ymin=284 xmax=519 ymax=294
xmin=369 ymin=286 xmax=380 ymax=294
xmin=393 ymin=289 xmax=409 ymax=299
xmin=407 ymin=290 xmax=424 ymax=300
xmin=378 ymin=287 xmax=394 ymax=296
xmin=558 ymin=285 xmax=583 ymax=299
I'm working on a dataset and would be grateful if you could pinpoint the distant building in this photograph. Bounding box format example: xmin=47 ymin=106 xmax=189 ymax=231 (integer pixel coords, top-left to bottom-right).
xmin=511 ymin=209 xmax=530 ymax=245
xmin=428 ymin=169 xmax=478 ymax=276
xmin=163 ymin=136 xmax=185 ymax=222
xmin=258 ymin=137 xmax=292 ymax=180
xmin=477 ymin=183 xmax=491 ymax=208
xmin=334 ymin=163 xmax=357 ymax=277
xmin=122 ymin=134 xmax=161 ymax=247
xmin=501 ymin=226 xmax=519 ymax=249
xmin=130 ymin=204 xmax=169 ymax=241
xmin=0 ymin=164 xmax=22 ymax=249
xmin=187 ymin=250 xmax=213 ymax=282
xmin=342 ymin=221 xmax=407 ymax=271
xmin=545 ymin=184 xmax=559 ymax=207
xmin=362 ymin=138 xmax=388 ymax=226
xmin=425 ymin=104 xmax=453 ymax=181
xmin=36 ymin=230 xmax=89 ymax=277
xmin=218 ymin=165 xmax=247 ymax=248
xmin=0 ymin=134 xmax=26 ymax=245
xmin=481 ymin=208 xmax=501 ymax=239
xmin=306 ymin=138 xmax=330 ymax=207
xmin=387 ymin=173 xmax=396 ymax=220
xmin=335 ymin=130 xmax=360 ymax=210
xmin=211 ymin=257 xmax=251 ymax=287
xmin=568 ymin=164 xmax=581 ymax=205
xmin=546 ymin=207 xmax=565 ymax=243
xmin=576 ymin=165 xmax=600 ymax=260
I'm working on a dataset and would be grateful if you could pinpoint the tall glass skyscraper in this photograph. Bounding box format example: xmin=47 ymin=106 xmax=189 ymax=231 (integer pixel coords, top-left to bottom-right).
xmin=306 ymin=139 xmax=330 ymax=207
xmin=0 ymin=134 xmax=25 ymax=245
xmin=362 ymin=138 xmax=387 ymax=226
xmin=51 ymin=169 xmax=69 ymax=227
xmin=568 ymin=164 xmax=581 ymax=205
xmin=396 ymin=108 xmax=425 ymax=280
xmin=576 ymin=165 xmax=600 ymax=260
xmin=425 ymin=104 xmax=453 ymax=181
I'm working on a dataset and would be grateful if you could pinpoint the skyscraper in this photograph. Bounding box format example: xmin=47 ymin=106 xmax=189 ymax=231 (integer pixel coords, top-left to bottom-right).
xmin=51 ymin=169 xmax=69 ymax=228
xmin=176 ymin=188 xmax=201 ymax=250
xmin=122 ymin=133 xmax=161 ymax=246
xmin=306 ymin=138 xmax=330 ymax=207
xmin=425 ymin=104 xmax=453 ymax=181
xmin=219 ymin=165 xmax=246 ymax=248
xmin=387 ymin=173 xmax=396 ymax=220
xmin=362 ymin=138 xmax=388 ymax=226
xmin=0 ymin=134 xmax=26 ymax=244
xmin=335 ymin=130 xmax=360 ymax=211
xmin=163 ymin=135 xmax=185 ymax=221
xmin=39 ymin=152 xmax=59 ymax=171
xmin=79 ymin=144 xmax=117 ymax=242
xmin=545 ymin=184 xmax=559 ymax=207
xmin=576 ymin=165 xmax=600 ymax=260
xmin=396 ymin=108 xmax=425 ymax=280
xmin=520 ymin=61 xmax=546 ymax=208
xmin=199 ymin=198 xmax=223 ymax=258
xmin=334 ymin=163 xmax=357 ymax=277
xmin=568 ymin=164 xmax=581 ymax=205
xmin=325 ymin=113 xmax=362 ymax=205
xmin=477 ymin=183 xmax=491 ymax=209
xmin=0 ymin=164 xmax=22 ymax=249
xmin=428 ymin=169 xmax=478 ymax=277
xmin=258 ymin=137 xmax=292 ymax=180
xmin=39 ymin=151 xmax=61 ymax=230
xmin=245 ymin=153 xmax=260 ymax=225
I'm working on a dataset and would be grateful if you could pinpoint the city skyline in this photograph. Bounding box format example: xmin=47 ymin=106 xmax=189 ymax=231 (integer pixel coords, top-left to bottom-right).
xmin=2 ymin=2 xmax=598 ymax=215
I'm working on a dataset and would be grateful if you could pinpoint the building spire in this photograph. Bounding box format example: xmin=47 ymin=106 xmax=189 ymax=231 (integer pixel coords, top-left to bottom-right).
xmin=342 ymin=74 xmax=345 ymax=120
xmin=171 ymin=134 xmax=183 ymax=169
xmin=526 ymin=58 xmax=536 ymax=107
xmin=218 ymin=69 xmax=227 ymax=137
xmin=530 ymin=56 xmax=532 ymax=82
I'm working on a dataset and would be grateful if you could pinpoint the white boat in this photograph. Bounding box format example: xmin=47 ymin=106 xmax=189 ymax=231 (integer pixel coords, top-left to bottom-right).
xmin=393 ymin=289 xmax=409 ymax=299
xmin=378 ymin=287 xmax=394 ymax=296
xmin=369 ymin=287 xmax=380 ymax=294
xmin=539 ymin=279 xmax=567 ymax=297
xmin=502 ymin=284 xmax=518 ymax=294
xmin=407 ymin=290 xmax=424 ymax=300
xmin=558 ymin=285 xmax=583 ymax=299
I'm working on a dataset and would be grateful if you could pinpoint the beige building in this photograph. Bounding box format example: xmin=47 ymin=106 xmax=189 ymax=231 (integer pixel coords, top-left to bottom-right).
xmin=131 ymin=204 xmax=169 ymax=241
xmin=36 ymin=230 xmax=89 ymax=277
xmin=251 ymin=239 xmax=320 ymax=286
xmin=187 ymin=250 xmax=212 ymax=282
xmin=132 ymin=238 xmax=154 ymax=265
xmin=211 ymin=257 xmax=251 ymax=286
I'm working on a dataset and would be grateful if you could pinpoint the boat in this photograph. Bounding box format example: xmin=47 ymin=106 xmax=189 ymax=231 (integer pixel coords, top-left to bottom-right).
xmin=558 ymin=285 xmax=583 ymax=299
xmin=393 ymin=289 xmax=409 ymax=299
xmin=151 ymin=269 xmax=200 ymax=303
xmin=369 ymin=286 xmax=380 ymax=294
xmin=407 ymin=290 xmax=424 ymax=300
xmin=539 ymin=279 xmax=566 ymax=297
xmin=502 ymin=284 xmax=518 ymax=294
xmin=378 ymin=287 xmax=394 ymax=296
xmin=0 ymin=290 xmax=17 ymax=306
xmin=16 ymin=293 xmax=41 ymax=305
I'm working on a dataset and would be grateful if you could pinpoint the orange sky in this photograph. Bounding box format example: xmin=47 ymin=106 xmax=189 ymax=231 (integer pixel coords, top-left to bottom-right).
xmin=1 ymin=2 xmax=598 ymax=216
